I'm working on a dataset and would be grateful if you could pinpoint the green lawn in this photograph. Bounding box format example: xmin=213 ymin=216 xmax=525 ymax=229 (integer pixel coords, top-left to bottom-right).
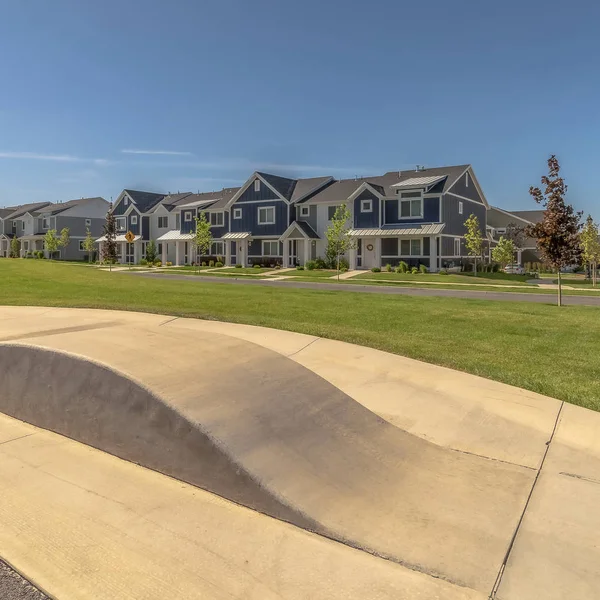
xmin=218 ymin=267 xmax=274 ymax=274
xmin=284 ymin=269 xmax=340 ymax=278
xmin=1 ymin=260 xmax=600 ymax=411
xmin=353 ymin=271 xmax=532 ymax=285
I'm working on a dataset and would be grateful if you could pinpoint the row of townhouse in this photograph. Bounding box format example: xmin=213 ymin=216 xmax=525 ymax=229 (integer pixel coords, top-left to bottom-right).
xmin=99 ymin=164 xmax=542 ymax=271
xmin=0 ymin=197 xmax=109 ymax=259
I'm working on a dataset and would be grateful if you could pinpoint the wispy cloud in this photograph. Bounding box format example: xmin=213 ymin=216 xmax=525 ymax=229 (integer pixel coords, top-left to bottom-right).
xmin=0 ymin=151 xmax=111 ymax=165
xmin=121 ymin=149 xmax=193 ymax=156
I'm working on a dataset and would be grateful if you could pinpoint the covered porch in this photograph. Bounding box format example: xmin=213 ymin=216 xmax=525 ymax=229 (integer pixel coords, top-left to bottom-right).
xmin=0 ymin=235 xmax=13 ymax=258
xmin=20 ymin=235 xmax=45 ymax=258
xmin=95 ymin=234 xmax=142 ymax=264
xmin=348 ymin=224 xmax=445 ymax=272
xmin=222 ymin=232 xmax=251 ymax=267
xmin=155 ymin=231 xmax=195 ymax=266
xmin=280 ymin=221 xmax=319 ymax=267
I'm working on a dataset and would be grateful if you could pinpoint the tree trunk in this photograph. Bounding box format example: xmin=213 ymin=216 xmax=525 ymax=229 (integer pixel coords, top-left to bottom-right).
xmin=473 ymin=258 xmax=477 ymax=277
xmin=557 ymin=269 xmax=562 ymax=307
xmin=337 ymin=254 xmax=340 ymax=281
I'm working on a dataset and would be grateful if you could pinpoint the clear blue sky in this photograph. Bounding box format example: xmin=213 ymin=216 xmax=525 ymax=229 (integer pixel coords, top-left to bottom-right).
xmin=1 ymin=0 xmax=598 ymax=215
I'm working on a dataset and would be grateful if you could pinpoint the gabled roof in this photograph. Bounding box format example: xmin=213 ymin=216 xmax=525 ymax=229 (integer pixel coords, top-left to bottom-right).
xmin=177 ymin=187 xmax=240 ymax=211
xmin=3 ymin=202 xmax=52 ymax=219
xmin=37 ymin=197 xmax=108 ymax=216
xmin=509 ymin=210 xmax=545 ymax=224
xmin=0 ymin=207 xmax=18 ymax=219
xmin=391 ymin=175 xmax=447 ymax=189
xmin=256 ymin=172 xmax=297 ymax=201
xmin=123 ymin=189 xmax=166 ymax=213
xmin=281 ymin=220 xmax=320 ymax=240
xmin=290 ymin=176 xmax=334 ymax=203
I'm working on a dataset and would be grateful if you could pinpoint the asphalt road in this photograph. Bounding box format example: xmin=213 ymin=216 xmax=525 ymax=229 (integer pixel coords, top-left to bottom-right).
xmin=133 ymin=272 xmax=600 ymax=307
xmin=0 ymin=560 xmax=48 ymax=600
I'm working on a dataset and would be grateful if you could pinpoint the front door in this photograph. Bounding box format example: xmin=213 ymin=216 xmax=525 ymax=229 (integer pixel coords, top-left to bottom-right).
xmin=361 ymin=238 xmax=377 ymax=269
xmin=288 ymin=240 xmax=297 ymax=267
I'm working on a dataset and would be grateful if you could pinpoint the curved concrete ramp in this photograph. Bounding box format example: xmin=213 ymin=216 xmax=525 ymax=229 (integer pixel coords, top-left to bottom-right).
xmin=0 ymin=308 xmax=536 ymax=594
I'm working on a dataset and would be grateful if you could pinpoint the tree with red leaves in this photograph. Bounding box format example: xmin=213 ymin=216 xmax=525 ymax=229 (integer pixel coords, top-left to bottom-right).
xmin=526 ymin=156 xmax=582 ymax=306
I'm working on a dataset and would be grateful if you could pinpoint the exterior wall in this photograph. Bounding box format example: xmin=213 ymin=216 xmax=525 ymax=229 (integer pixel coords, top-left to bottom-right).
xmin=150 ymin=209 xmax=177 ymax=241
xmin=60 ymin=198 xmax=109 ymax=219
xmin=111 ymin=198 xmax=129 ymax=216
xmin=55 ymin=216 xmax=105 ymax=238
xmin=295 ymin=204 xmax=318 ymax=232
xmin=383 ymin=197 xmax=440 ymax=224
xmin=230 ymin=200 xmax=287 ymax=236
xmin=127 ymin=211 xmax=141 ymax=235
xmin=142 ymin=216 xmax=150 ymax=241
xmin=442 ymin=194 xmax=486 ymax=236
xmin=208 ymin=211 xmax=229 ymax=239
xmin=354 ymin=191 xmax=379 ymax=228
xmin=180 ymin=209 xmax=196 ymax=234
xmin=448 ymin=170 xmax=483 ymax=203
xmin=441 ymin=235 xmax=468 ymax=257
xmin=236 ymin=178 xmax=281 ymax=202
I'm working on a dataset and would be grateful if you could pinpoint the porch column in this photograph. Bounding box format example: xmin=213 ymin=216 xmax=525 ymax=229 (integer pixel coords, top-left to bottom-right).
xmin=517 ymin=249 xmax=522 ymax=265
xmin=349 ymin=246 xmax=357 ymax=270
xmin=225 ymin=240 xmax=231 ymax=266
xmin=374 ymin=237 xmax=382 ymax=268
xmin=303 ymin=239 xmax=311 ymax=265
xmin=133 ymin=242 xmax=140 ymax=265
xmin=175 ymin=242 xmax=181 ymax=266
xmin=283 ymin=239 xmax=289 ymax=268
xmin=240 ymin=241 xmax=247 ymax=267
xmin=430 ymin=235 xmax=438 ymax=272
xmin=162 ymin=243 xmax=167 ymax=265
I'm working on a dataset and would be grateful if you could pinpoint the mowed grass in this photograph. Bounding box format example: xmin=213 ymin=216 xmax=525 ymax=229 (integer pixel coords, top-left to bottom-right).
xmin=2 ymin=260 xmax=600 ymax=411
xmin=353 ymin=271 xmax=532 ymax=285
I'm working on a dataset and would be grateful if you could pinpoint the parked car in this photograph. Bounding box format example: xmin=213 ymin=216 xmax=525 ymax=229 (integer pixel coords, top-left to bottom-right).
xmin=504 ymin=264 xmax=525 ymax=275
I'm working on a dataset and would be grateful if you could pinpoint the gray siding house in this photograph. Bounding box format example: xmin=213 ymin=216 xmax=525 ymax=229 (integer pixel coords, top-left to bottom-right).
xmin=0 ymin=202 xmax=52 ymax=257
xmin=487 ymin=206 xmax=543 ymax=265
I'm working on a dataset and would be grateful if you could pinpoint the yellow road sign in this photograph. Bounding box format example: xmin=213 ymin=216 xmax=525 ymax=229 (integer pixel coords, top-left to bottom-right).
xmin=125 ymin=231 xmax=135 ymax=243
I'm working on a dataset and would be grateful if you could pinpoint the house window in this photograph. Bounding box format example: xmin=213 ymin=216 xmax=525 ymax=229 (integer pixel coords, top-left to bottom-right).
xmin=254 ymin=179 xmax=261 ymax=192
xmin=116 ymin=217 xmax=126 ymax=231
xmin=300 ymin=205 xmax=310 ymax=218
xmin=85 ymin=218 xmax=91 ymax=227
xmin=262 ymin=240 xmax=279 ymax=256
xmin=400 ymin=238 xmax=422 ymax=256
xmin=458 ymin=201 xmax=463 ymax=215
xmin=157 ymin=243 xmax=163 ymax=254
xmin=233 ymin=208 xmax=242 ymax=219
xmin=158 ymin=216 xmax=168 ymax=228
xmin=184 ymin=212 xmax=192 ymax=222
xmin=131 ymin=215 xmax=138 ymax=225
xmin=176 ymin=214 xmax=181 ymax=228
xmin=78 ymin=240 xmax=86 ymax=251
xmin=209 ymin=212 xmax=224 ymax=227
xmin=124 ymin=197 xmax=128 ymax=206
xmin=327 ymin=205 xmax=341 ymax=220
xmin=21 ymin=221 xmax=25 ymax=232
xmin=11 ymin=221 xmax=16 ymax=232
xmin=360 ymin=199 xmax=372 ymax=213
xmin=454 ymin=238 xmax=461 ymax=257
xmin=465 ymin=172 xmax=469 ymax=188
xmin=258 ymin=206 xmax=275 ymax=225
xmin=210 ymin=241 xmax=225 ymax=256
xmin=399 ymin=193 xmax=423 ymax=218
xmin=42 ymin=218 xmax=50 ymax=229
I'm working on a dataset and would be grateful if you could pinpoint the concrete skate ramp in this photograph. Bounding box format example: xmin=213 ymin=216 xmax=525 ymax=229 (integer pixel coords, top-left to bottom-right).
xmin=0 ymin=323 xmax=535 ymax=594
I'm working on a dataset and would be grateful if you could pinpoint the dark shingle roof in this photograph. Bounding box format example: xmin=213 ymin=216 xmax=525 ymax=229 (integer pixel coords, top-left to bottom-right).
xmin=37 ymin=197 xmax=108 ymax=216
xmin=510 ymin=210 xmax=545 ymax=224
xmin=124 ymin=189 xmax=166 ymax=213
xmin=178 ymin=188 xmax=240 ymax=211
xmin=295 ymin=220 xmax=320 ymax=239
xmin=290 ymin=176 xmax=333 ymax=203
xmin=257 ymin=173 xmax=297 ymax=201
xmin=3 ymin=202 xmax=53 ymax=219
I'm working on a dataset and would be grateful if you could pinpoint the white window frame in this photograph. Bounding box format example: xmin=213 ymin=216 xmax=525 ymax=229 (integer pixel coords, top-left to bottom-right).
xmin=254 ymin=179 xmax=261 ymax=192
xmin=299 ymin=205 xmax=310 ymax=217
xmin=399 ymin=193 xmax=423 ymax=219
xmin=327 ymin=205 xmax=341 ymax=221
xmin=465 ymin=172 xmax=469 ymax=188
xmin=158 ymin=216 xmax=168 ymax=228
xmin=78 ymin=240 xmax=86 ymax=251
xmin=262 ymin=240 xmax=280 ymax=256
xmin=257 ymin=206 xmax=275 ymax=225
xmin=42 ymin=217 xmax=50 ymax=229
xmin=233 ymin=207 xmax=242 ymax=220
xmin=130 ymin=215 xmax=138 ymax=225
xmin=209 ymin=212 xmax=224 ymax=227
xmin=210 ymin=241 xmax=225 ymax=256
xmin=124 ymin=197 xmax=128 ymax=206
xmin=85 ymin=218 xmax=91 ymax=227
xmin=21 ymin=221 xmax=25 ymax=232
xmin=458 ymin=201 xmax=463 ymax=215
xmin=116 ymin=217 xmax=126 ymax=231
xmin=454 ymin=238 xmax=461 ymax=257
xmin=400 ymin=238 xmax=422 ymax=256
xmin=184 ymin=211 xmax=192 ymax=222
xmin=360 ymin=199 xmax=373 ymax=213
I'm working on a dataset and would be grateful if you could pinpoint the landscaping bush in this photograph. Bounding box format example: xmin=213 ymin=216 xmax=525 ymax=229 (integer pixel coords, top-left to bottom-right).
xmin=419 ymin=264 xmax=428 ymax=274
xmin=340 ymin=267 xmax=348 ymax=273
xmin=371 ymin=267 xmax=381 ymax=273
xmin=275 ymin=264 xmax=281 ymax=270
xmin=314 ymin=257 xmax=327 ymax=269
xmin=339 ymin=258 xmax=349 ymax=271
xmin=166 ymin=261 xmax=173 ymax=267
xmin=215 ymin=261 xmax=223 ymax=268
xmin=201 ymin=261 xmax=207 ymax=267
xmin=209 ymin=260 xmax=215 ymax=267
xmin=492 ymin=263 xmax=500 ymax=272
xmin=35 ymin=251 xmax=44 ymax=259
xmin=235 ymin=263 xmax=242 ymax=268
xmin=296 ymin=265 xmax=304 ymax=270
xmin=253 ymin=264 xmax=261 ymax=269
xmin=139 ymin=258 xmax=148 ymax=266
xmin=305 ymin=260 xmax=317 ymax=270
xmin=153 ymin=260 xmax=162 ymax=267
xmin=386 ymin=263 xmax=392 ymax=272
xmin=411 ymin=267 xmax=418 ymax=274
xmin=397 ymin=261 xmax=408 ymax=273
xmin=439 ymin=269 xmax=449 ymax=275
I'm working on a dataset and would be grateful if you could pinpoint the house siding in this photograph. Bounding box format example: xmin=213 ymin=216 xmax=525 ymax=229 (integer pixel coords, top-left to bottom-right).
xmin=248 ymin=239 xmax=283 ymax=257
xmin=237 ymin=178 xmax=282 ymax=202
xmin=112 ymin=199 xmax=129 ymax=216
xmin=296 ymin=204 xmax=318 ymax=232
xmin=354 ymin=191 xmax=379 ymax=228
xmin=180 ymin=210 xmax=196 ymax=234
xmin=127 ymin=211 xmax=141 ymax=235
xmin=230 ymin=200 xmax=287 ymax=236
xmin=55 ymin=216 xmax=105 ymax=238
xmin=448 ymin=171 xmax=484 ymax=204
xmin=208 ymin=211 xmax=229 ymax=239
xmin=442 ymin=194 xmax=486 ymax=236
xmin=142 ymin=217 xmax=150 ymax=241
xmin=383 ymin=197 xmax=440 ymax=225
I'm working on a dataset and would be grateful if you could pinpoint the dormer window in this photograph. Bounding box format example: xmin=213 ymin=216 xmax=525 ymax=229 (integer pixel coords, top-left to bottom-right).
xmin=254 ymin=179 xmax=261 ymax=192
xmin=399 ymin=192 xmax=423 ymax=218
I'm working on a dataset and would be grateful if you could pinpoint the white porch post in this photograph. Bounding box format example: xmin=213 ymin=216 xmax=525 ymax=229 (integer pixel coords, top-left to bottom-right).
xmin=303 ymin=239 xmax=311 ymax=265
xmin=517 ymin=249 xmax=522 ymax=265
xmin=374 ymin=237 xmax=382 ymax=268
xmin=225 ymin=240 xmax=231 ymax=266
xmin=175 ymin=242 xmax=181 ymax=266
xmin=133 ymin=242 xmax=140 ymax=265
xmin=283 ymin=239 xmax=289 ymax=268
xmin=349 ymin=246 xmax=357 ymax=270
xmin=161 ymin=243 xmax=167 ymax=265
xmin=430 ymin=235 xmax=438 ymax=272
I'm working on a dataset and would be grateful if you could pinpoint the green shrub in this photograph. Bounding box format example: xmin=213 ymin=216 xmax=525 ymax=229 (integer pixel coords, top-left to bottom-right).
xmin=153 ymin=260 xmax=162 ymax=267
xmin=253 ymin=264 xmax=261 ymax=269
xmin=275 ymin=264 xmax=281 ymax=269
xmin=340 ymin=267 xmax=348 ymax=273
xmin=439 ymin=269 xmax=449 ymax=275
xmin=419 ymin=264 xmax=428 ymax=274
xmin=296 ymin=265 xmax=304 ymax=270
xmin=209 ymin=260 xmax=215 ymax=267
xmin=215 ymin=261 xmax=223 ymax=268
xmin=201 ymin=261 xmax=207 ymax=267
xmin=397 ymin=261 xmax=408 ymax=273
xmin=305 ymin=260 xmax=317 ymax=270
xmin=339 ymin=258 xmax=349 ymax=271
xmin=385 ymin=263 xmax=392 ymax=272
xmin=166 ymin=261 xmax=173 ymax=267
xmin=314 ymin=257 xmax=327 ymax=269
xmin=371 ymin=267 xmax=381 ymax=273
xmin=139 ymin=258 xmax=148 ymax=266
xmin=235 ymin=263 xmax=242 ymax=268
xmin=411 ymin=267 xmax=418 ymax=274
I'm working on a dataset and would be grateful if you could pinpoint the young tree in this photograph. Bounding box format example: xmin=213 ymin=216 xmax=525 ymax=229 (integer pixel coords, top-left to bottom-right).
xmin=44 ymin=229 xmax=60 ymax=260
xmin=464 ymin=214 xmax=484 ymax=276
xmin=103 ymin=204 xmax=118 ymax=271
xmin=491 ymin=236 xmax=516 ymax=270
xmin=580 ymin=215 xmax=600 ymax=287
xmin=325 ymin=203 xmax=355 ymax=280
xmin=526 ymin=155 xmax=582 ymax=306
xmin=145 ymin=240 xmax=158 ymax=264
xmin=82 ymin=228 xmax=96 ymax=263
xmin=58 ymin=227 xmax=71 ymax=256
xmin=505 ymin=222 xmax=527 ymax=249
xmin=9 ymin=237 xmax=20 ymax=258
xmin=193 ymin=212 xmax=213 ymax=272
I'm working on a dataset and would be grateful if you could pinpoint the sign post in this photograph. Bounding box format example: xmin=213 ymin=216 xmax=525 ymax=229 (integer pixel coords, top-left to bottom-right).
xmin=125 ymin=231 xmax=135 ymax=269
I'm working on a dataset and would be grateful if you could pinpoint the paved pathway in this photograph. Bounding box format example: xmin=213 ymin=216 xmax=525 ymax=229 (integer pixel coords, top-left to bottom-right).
xmin=0 ymin=560 xmax=47 ymax=600
xmin=133 ymin=271 xmax=600 ymax=306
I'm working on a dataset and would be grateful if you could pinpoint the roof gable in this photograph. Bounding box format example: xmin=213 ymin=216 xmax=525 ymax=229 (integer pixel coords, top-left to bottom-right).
xmin=123 ymin=189 xmax=166 ymax=213
xmin=256 ymin=172 xmax=297 ymax=201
